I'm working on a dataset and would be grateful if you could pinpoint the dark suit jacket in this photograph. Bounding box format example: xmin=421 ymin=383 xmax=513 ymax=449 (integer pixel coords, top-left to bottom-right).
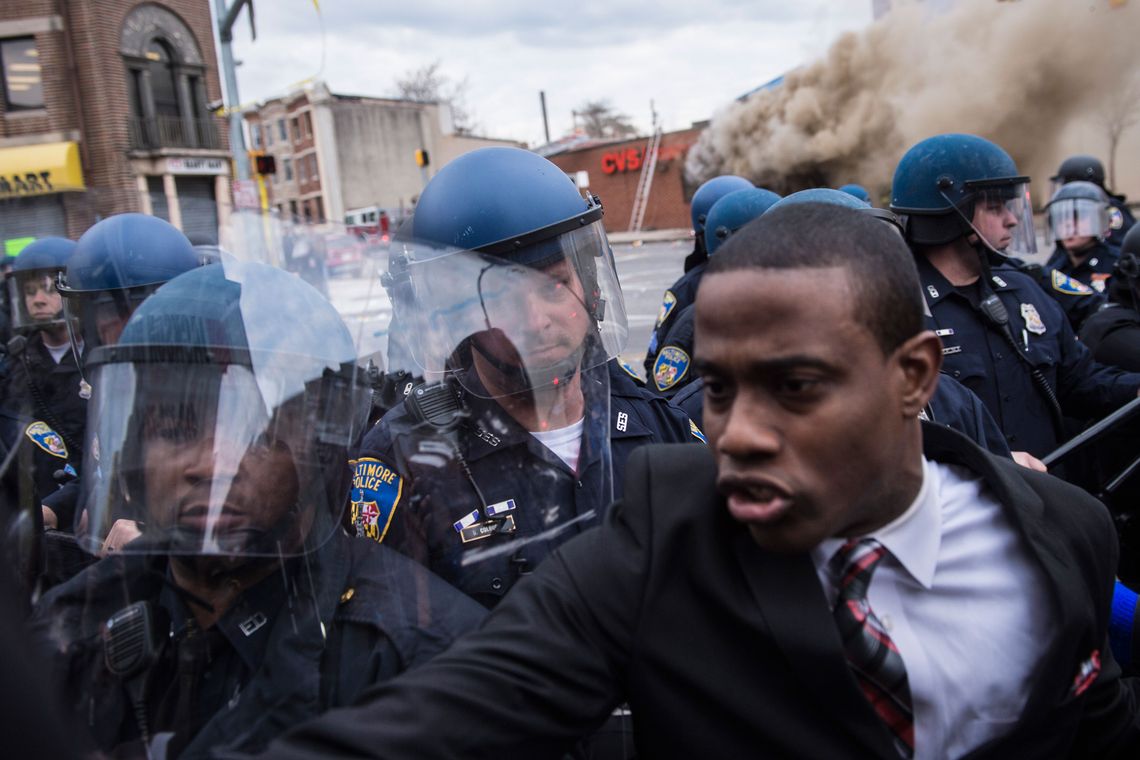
xmin=261 ymin=423 xmax=1140 ymax=759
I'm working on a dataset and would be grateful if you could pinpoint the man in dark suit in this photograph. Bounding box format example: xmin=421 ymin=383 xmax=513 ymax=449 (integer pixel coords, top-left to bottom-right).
xmin=255 ymin=204 xmax=1140 ymax=759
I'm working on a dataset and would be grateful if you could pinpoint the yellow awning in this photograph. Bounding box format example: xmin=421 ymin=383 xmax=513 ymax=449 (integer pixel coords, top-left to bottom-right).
xmin=0 ymin=141 xmax=85 ymax=199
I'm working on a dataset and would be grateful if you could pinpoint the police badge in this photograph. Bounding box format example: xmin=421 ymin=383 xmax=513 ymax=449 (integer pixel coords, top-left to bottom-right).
xmin=1020 ymin=303 xmax=1047 ymax=335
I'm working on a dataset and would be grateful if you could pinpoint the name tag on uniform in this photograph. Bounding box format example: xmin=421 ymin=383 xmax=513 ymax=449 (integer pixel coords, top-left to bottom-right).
xmin=935 ymin=328 xmax=955 ymax=337
xmin=460 ymin=514 xmax=518 ymax=544
xmin=942 ymin=345 xmax=962 ymax=356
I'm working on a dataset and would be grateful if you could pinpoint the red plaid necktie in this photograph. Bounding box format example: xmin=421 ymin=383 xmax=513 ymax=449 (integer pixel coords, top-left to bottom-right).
xmin=831 ymin=538 xmax=914 ymax=758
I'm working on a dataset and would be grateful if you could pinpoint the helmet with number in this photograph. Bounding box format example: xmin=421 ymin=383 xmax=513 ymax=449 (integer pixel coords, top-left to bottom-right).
xmin=5 ymin=237 xmax=76 ymax=333
xmin=1051 ymin=154 xmax=1106 ymax=190
xmin=79 ymin=260 xmax=369 ymax=557
xmin=704 ymin=188 xmax=782 ymax=255
xmin=837 ymin=183 xmax=872 ymax=204
xmin=58 ymin=213 xmax=200 ymax=350
xmin=392 ymin=147 xmax=628 ymax=395
xmin=1046 ymin=181 xmax=1110 ymax=242
xmin=690 ymin=175 xmax=753 ymax=236
xmin=890 ymin=133 xmax=1036 ymax=257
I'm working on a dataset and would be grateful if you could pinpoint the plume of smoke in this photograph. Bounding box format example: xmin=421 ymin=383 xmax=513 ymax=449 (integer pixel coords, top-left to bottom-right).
xmin=685 ymin=0 xmax=1140 ymax=202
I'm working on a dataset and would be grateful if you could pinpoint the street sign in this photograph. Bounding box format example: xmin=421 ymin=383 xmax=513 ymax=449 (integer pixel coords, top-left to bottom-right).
xmin=232 ymin=179 xmax=260 ymax=209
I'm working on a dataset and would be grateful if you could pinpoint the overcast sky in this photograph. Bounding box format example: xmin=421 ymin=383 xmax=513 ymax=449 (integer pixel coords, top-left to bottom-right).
xmin=217 ymin=1 xmax=872 ymax=147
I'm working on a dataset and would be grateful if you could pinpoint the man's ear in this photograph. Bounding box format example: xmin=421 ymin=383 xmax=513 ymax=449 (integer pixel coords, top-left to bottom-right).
xmin=895 ymin=330 xmax=943 ymax=418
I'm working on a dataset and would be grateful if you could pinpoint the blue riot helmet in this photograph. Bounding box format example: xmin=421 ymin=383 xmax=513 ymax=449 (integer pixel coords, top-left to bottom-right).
xmin=890 ymin=134 xmax=1036 ymax=258
xmin=1046 ymin=181 xmax=1110 ymax=243
xmin=80 ymin=260 xmax=369 ymax=557
xmin=704 ymin=188 xmax=782 ymax=255
xmin=58 ymin=213 xmax=200 ymax=351
xmin=5 ymin=237 xmax=76 ymax=334
xmin=395 ymin=147 xmax=628 ymax=395
xmin=690 ymin=175 xmax=753 ymax=237
xmin=837 ymin=183 xmax=872 ymax=204
xmin=768 ymin=187 xmax=905 ymax=236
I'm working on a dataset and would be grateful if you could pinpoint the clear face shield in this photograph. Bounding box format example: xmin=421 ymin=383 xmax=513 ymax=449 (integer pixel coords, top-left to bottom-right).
xmin=389 ymin=218 xmax=628 ymax=399
xmin=963 ymin=182 xmax=1038 ymax=259
xmin=77 ymin=354 xmax=361 ymax=558
xmin=7 ymin=268 xmax=67 ymax=334
xmin=1047 ymin=197 xmax=1109 ymax=242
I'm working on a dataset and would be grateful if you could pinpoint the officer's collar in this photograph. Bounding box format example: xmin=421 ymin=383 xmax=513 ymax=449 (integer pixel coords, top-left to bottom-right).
xmin=916 ymin=254 xmax=1014 ymax=307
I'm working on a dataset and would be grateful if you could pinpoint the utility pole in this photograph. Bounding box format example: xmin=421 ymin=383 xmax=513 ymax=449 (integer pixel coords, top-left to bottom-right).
xmin=539 ymin=91 xmax=551 ymax=144
xmin=216 ymin=0 xmax=254 ymax=180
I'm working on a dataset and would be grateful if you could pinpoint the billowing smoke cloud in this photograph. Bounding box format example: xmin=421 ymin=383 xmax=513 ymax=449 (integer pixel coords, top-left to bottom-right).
xmin=685 ymin=0 xmax=1140 ymax=202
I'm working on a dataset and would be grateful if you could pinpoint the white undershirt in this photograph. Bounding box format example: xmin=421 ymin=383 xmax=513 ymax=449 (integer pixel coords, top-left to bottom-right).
xmin=44 ymin=340 xmax=74 ymax=365
xmin=529 ymin=417 xmax=584 ymax=473
xmin=811 ymin=457 xmax=1053 ymax=759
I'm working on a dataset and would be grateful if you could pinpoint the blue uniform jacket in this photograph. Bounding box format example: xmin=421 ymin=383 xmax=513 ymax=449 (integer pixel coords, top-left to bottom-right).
xmin=1044 ymin=241 xmax=1118 ymax=294
xmin=643 ymin=262 xmax=706 ymax=378
xmin=917 ymin=256 xmax=1140 ymax=456
xmin=350 ymin=359 xmax=703 ymax=608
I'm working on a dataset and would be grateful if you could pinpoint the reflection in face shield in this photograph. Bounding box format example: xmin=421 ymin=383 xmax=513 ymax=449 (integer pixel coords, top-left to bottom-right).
xmin=967 ymin=185 xmax=1037 ymax=258
xmin=1048 ymin=198 xmax=1109 ymax=242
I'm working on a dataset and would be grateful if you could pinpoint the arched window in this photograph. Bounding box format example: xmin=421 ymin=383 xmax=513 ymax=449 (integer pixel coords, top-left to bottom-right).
xmin=121 ymin=5 xmax=215 ymax=150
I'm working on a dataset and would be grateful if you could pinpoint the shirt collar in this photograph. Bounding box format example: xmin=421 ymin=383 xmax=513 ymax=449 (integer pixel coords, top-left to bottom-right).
xmin=813 ymin=456 xmax=941 ymax=590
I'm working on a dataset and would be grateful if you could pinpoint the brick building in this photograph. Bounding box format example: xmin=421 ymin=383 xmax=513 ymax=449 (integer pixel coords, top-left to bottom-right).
xmin=546 ymin=125 xmax=706 ymax=234
xmin=245 ymin=80 xmax=523 ymax=229
xmin=0 ymin=0 xmax=230 ymax=255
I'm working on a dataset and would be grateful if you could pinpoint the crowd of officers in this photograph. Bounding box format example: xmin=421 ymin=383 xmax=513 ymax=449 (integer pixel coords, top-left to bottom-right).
xmin=0 ymin=134 xmax=1138 ymax=758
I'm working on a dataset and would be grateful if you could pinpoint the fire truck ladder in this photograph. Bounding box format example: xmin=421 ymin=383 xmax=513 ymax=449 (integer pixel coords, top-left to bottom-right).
xmin=628 ymin=126 xmax=662 ymax=234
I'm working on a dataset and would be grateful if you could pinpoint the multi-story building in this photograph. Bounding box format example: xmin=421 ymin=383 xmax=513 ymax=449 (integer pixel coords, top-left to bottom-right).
xmin=245 ymin=81 xmax=522 ymax=228
xmin=0 ymin=0 xmax=230 ymax=253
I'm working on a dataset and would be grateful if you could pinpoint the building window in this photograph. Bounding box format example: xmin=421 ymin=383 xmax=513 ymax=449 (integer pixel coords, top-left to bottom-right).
xmin=302 ymin=112 xmax=312 ymax=138
xmin=265 ymin=122 xmax=273 ymax=146
xmin=309 ymin=155 xmax=318 ymax=181
xmin=291 ymin=116 xmax=300 ymax=143
xmin=277 ymin=119 xmax=287 ymax=141
xmin=250 ymin=123 xmax=262 ymax=149
xmin=121 ymin=6 xmax=215 ymax=150
xmin=1 ymin=37 xmax=44 ymax=110
xmin=289 ymin=200 xmax=299 ymax=220
xmin=283 ymin=157 xmax=293 ymax=181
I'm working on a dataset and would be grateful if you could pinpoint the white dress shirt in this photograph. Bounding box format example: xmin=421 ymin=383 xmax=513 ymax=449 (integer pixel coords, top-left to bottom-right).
xmin=812 ymin=456 xmax=1054 ymax=759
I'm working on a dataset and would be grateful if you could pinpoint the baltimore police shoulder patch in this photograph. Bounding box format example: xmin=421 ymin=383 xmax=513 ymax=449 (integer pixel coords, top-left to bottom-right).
xmin=349 ymin=457 xmax=403 ymax=543
xmin=24 ymin=421 xmax=67 ymax=459
xmin=1051 ymin=269 xmax=1094 ymax=296
xmin=655 ymin=291 xmax=678 ymax=328
xmin=653 ymin=345 xmax=690 ymax=391
xmin=1109 ymin=206 xmax=1124 ymax=231
xmin=618 ymin=359 xmax=642 ymax=382
xmin=689 ymin=419 xmax=706 ymax=443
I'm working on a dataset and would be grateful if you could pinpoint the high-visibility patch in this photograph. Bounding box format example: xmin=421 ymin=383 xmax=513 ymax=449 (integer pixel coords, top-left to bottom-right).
xmin=1021 ymin=303 xmax=1046 ymax=335
xmin=689 ymin=420 xmax=706 ymax=443
xmin=349 ymin=457 xmax=403 ymax=543
xmin=654 ymin=290 xmax=678 ymax=328
xmin=1051 ymin=269 xmax=1094 ymax=296
xmin=25 ymin=421 xmax=67 ymax=459
xmin=653 ymin=346 xmax=690 ymax=391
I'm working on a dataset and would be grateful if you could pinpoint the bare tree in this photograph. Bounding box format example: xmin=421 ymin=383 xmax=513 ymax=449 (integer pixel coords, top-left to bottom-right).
xmin=395 ymin=60 xmax=479 ymax=136
xmin=1099 ymin=74 xmax=1140 ymax=190
xmin=573 ymin=100 xmax=638 ymax=140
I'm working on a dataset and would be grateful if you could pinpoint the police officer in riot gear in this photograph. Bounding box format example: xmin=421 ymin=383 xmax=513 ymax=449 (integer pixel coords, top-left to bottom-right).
xmin=643 ymin=175 xmax=761 ymax=379
xmin=649 ymin=187 xmax=781 ymax=397
xmin=354 ymin=147 xmax=701 ymax=611
xmin=1044 ymin=180 xmax=1119 ymax=293
xmin=29 ymin=259 xmax=484 ymax=758
xmin=891 ymin=133 xmax=1140 ymax=460
xmin=1082 ymin=225 xmax=1140 ymax=371
xmin=1 ymin=238 xmax=84 ymax=531
xmin=1051 ymin=154 xmax=1135 ymax=251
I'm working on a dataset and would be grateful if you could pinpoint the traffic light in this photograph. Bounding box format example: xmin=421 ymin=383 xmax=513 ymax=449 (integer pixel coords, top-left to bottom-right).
xmin=253 ymin=154 xmax=277 ymax=175
xmin=415 ymin=149 xmax=430 ymax=168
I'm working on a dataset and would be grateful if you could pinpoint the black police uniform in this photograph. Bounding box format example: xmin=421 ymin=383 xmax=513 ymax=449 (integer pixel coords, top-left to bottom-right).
xmin=643 ymin=262 xmax=706 ymax=380
xmin=1045 ymin=241 xmax=1119 ymax=294
xmin=350 ymin=359 xmax=703 ymax=609
xmin=1105 ymin=195 xmax=1137 ymax=252
xmin=916 ymin=256 xmax=1140 ymax=457
xmin=1081 ymin=303 xmax=1140 ymax=372
xmin=1 ymin=333 xmax=85 ymax=521
xmin=28 ymin=530 xmax=486 ymax=758
xmin=672 ymin=372 xmax=1012 ymax=458
xmin=647 ymin=303 xmax=697 ymax=396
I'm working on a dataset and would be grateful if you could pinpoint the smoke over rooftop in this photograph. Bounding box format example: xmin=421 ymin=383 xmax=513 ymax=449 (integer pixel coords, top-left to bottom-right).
xmin=685 ymin=0 xmax=1139 ymax=202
